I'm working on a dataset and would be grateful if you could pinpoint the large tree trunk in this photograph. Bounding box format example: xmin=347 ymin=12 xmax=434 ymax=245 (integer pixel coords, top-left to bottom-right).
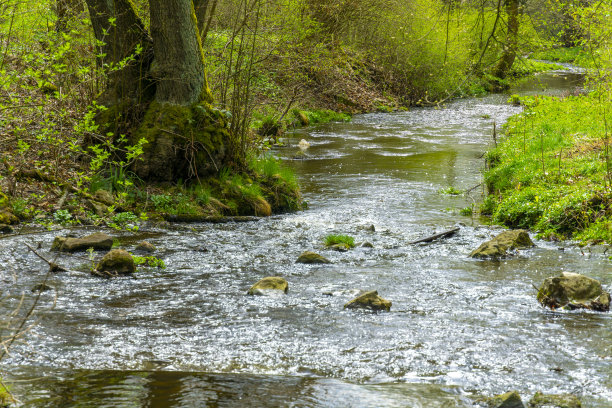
xmin=493 ymin=0 xmax=519 ymax=80
xmin=149 ymin=0 xmax=212 ymax=105
xmin=84 ymin=0 xmax=154 ymax=106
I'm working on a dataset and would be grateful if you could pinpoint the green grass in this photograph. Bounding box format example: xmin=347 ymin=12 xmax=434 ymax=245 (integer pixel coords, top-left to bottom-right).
xmin=324 ymin=234 xmax=355 ymax=248
xmin=530 ymin=46 xmax=594 ymax=67
xmin=483 ymin=92 xmax=612 ymax=243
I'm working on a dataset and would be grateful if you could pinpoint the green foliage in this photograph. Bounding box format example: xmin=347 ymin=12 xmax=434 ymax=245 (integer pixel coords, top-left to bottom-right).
xmin=133 ymin=255 xmax=166 ymax=269
xmin=53 ymin=209 xmax=73 ymax=225
xmin=324 ymin=234 xmax=355 ymax=248
xmin=109 ymin=212 xmax=139 ymax=231
xmin=439 ymin=186 xmax=462 ymax=195
xmin=530 ymin=46 xmax=593 ymax=67
xmin=459 ymin=206 xmax=473 ymax=216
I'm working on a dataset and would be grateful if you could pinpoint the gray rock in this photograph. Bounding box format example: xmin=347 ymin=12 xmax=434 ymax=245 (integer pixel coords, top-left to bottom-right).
xmin=537 ymin=272 xmax=610 ymax=311
xmin=52 ymin=232 xmax=113 ymax=252
xmin=344 ymin=290 xmax=391 ymax=311
xmin=96 ymin=249 xmax=135 ymax=275
xmin=470 ymin=230 xmax=534 ymax=259
xmin=247 ymin=277 xmax=288 ymax=296
xmin=296 ymin=251 xmax=331 ymax=264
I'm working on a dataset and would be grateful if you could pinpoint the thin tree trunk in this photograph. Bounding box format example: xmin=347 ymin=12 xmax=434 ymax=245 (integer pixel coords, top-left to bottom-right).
xmin=55 ymin=0 xmax=84 ymax=32
xmin=493 ymin=0 xmax=519 ymax=79
xmin=193 ymin=0 xmax=209 ymax=35
xmin=149 ymin=0 xmax=211 ymax=105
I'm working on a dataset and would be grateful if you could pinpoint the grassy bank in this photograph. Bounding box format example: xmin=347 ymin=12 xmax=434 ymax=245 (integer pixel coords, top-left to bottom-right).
xmin=482 ymin=93 xmax=612 ymax=243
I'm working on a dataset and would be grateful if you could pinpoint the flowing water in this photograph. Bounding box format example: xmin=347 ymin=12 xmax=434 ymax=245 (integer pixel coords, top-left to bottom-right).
xmin=2 ymin=68 xmax=611 ymax=407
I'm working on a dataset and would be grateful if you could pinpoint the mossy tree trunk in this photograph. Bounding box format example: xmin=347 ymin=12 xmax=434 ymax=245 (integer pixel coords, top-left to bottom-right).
xmin=85 ymin=0 xmax=228 ymax=182
xmin=493 ymin=0 xmax=519 ymax=80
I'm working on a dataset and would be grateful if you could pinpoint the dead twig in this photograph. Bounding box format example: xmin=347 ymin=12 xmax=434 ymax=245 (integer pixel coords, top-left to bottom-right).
xmin=24 ymin=243 xmax=67 ymax=272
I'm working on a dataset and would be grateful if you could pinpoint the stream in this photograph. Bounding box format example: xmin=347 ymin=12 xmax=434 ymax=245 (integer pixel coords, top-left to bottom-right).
xmin=1 ymin=68 xmax=611 ymax=407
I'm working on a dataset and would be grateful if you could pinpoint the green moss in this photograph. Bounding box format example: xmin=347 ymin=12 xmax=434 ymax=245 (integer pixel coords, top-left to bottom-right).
xmin=324 ymin=234 xmax=355 ymax=248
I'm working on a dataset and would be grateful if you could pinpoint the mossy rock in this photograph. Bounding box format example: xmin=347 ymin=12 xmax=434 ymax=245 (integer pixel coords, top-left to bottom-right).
xmin=247 ymin=276 xmax=288 ymax=296
xmin=329 ymin=243 xmax=350 ymax=252
xmin=528 ymin=392 xmax=581 ymax=408
xmin=296 ymin=251 xmax=331 ymax=264
xmin=136 ymin=241 xmax=156 ymax=252
xmin=52 ymin=232 xmax=113 ymax=252
xmin=93 ymin=189 xmax=115 ymax=206
xmin=470 ymin=229 xmax=534 ymax=259
xmin=344 ymin=290 xmax=391 ymax=312
xmin=485 ymin=391 xmax=525 ymax=408
xmin=96 ymin=249 xmax=135 ymax=275
xmin=537 ymin=272 xmax=610 ymax=311
xmin=87 ymin=199 xmax=108 ymax=217
xmin=129 ymin=101 xmax=228 ymax=182
xmin=0 ymin=192 xmax=18 ymax=225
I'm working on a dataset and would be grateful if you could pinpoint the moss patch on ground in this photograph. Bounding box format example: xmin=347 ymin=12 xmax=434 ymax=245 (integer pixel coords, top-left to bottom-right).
xmin=483 ymin=93 xmax=612 ymax=243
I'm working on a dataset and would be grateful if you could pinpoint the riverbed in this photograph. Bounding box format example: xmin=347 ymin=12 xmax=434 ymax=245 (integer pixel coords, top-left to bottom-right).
xmin=2 ymin=68 xmax=610 ymax=407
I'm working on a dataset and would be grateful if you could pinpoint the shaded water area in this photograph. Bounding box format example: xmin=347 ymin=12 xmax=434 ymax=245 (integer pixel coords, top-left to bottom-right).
xmin=3 ymin=68 xmax=611 ymax=407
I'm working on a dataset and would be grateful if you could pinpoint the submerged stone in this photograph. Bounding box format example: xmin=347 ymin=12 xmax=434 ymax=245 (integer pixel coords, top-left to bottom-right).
xmin=528 ymin=392 xmax=581 ymax=408
xmin=96 ymin=249 xmax=135 ymax=275
xmin=344 ymin=290 xmax=391 ymax=312
xmin=329 ymin=243 xmax=350 ymax=252
xmin=136 ymin=241 xmax=157 ymax=252
xmin=52 ymin=232 xmax=113 ymax=252
xmin=486 ymin=391 xmax=525 ymax=408
xmin=470 ymin=229 xmax=534 ymax=259
xmin=296 ymin=251 xmax=331 ymax=264
xmin=537 ymin=272 xmax=610 ymax=311
xmin=247 ymin=277 xmax=288 ymax=296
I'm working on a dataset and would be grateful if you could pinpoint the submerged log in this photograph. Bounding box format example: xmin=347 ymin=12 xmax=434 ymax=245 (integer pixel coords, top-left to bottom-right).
xmin=408 ymin=227 xmax=460 ymax=245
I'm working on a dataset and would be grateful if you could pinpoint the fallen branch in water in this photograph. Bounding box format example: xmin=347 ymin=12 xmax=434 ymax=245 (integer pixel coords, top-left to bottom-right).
xmin=408 ymin=227 xmax=460 ymax=244
xmin=24 ymin=243 xmax=67 ymax=272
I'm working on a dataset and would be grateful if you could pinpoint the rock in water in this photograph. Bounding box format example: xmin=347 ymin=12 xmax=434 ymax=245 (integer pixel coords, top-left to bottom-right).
xmin=247 ymin=277 xmax=289 ymax=296
xmin=52 ymin=232 xmax=114 ymax=252
xmin=344 ymin=290 xmax=391 ymax=311
xmin=298 ymin=139 xmax=310 ymax=150
xmin=485 ymin=391 xmax=525 ymax=408
xmin=296 ymin=251 xmax=331 ymax=264
xmin=528 ymin=392 xmax=581 ymax=408
xmin=470 ymin=229 xmax=534 ymax=259
xmin=96 ymin=249 xmax=135 ymax=275
xmin=136 ymin=241 xmax=157 ymax=252
xmin=537 ymin=272 xmax=610 ymax=311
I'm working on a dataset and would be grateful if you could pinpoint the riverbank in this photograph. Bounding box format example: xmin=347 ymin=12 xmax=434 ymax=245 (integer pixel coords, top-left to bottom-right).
xmin=482 ymin=91 xmax=612 ymax=244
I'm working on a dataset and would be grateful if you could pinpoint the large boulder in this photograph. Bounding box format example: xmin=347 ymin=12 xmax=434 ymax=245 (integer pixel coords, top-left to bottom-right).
xmin=528 ymin=392 xmax=581 ymax=408
xmin=537 ymin=272 xmax=610 ymax=311
xmin=344 ymin=290 xmax=391 ymax=311
xmin=247 ymin=277 xmax=288 ymax=296
xmin=485 ymin=391 xmax=525 ymax=408
xmin=52 ymin=232 xmax=113 ymax=252
xmin=96 ymin=249 xmax=135 ymax=275
xmin=296 ymin=251 xmax=331 ymax=264
xmin=470 ymin=230 xmax=534 ymax=259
